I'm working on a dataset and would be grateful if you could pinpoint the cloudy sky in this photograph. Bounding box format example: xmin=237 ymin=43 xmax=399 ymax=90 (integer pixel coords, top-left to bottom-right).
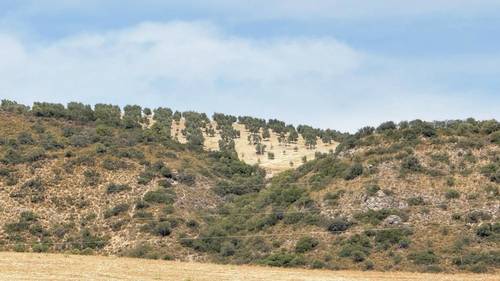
xmin=0 ymin=1 xmax=499 ymax=132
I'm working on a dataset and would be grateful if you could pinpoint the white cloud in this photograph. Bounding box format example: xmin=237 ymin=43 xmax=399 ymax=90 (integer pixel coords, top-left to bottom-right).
xmin=0 ymin=21 xmax=497 ymax=132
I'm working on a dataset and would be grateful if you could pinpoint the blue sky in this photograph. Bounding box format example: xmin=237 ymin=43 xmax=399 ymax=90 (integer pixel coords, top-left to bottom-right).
xmin=0 ymin=1 xmax=499 ymax=131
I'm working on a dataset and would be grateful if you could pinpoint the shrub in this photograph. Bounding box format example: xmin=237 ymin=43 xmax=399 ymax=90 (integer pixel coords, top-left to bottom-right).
xmin=176 ymin=172 xmax=196 ymax=186
xmin=186 ymin=219 xmax=199 ymax=228
xmin=83 ymin=169 xmax=100 ymax=186
xmin=407 ymin=196 xmax=425 ymax=206
xmin=22 ymin=177 xmax=44 ymax=191
xmin=32 ymin=243 xmax=49 ymax=253
xmin=102 ymin=158 xmax=128 ymax=171
xmin=311 ymin=260 xmax=325 ymax=269
xmin=354 ymin=209 xmax=407 ymax=226
xmin=376 ymin=121 xmax=397 ymax=132
xmin=71 ymin=228 xmax=108 ymax=250
xmin=154 ymin=222 xmax=172 ymax=237
xmin=258 ymin=252 xmax=306 ymax=267
xmin=466 ymin=210 xmax=492 ymax=223
xmin=137 ymin=171 xmax=155 ymax=185
xmin=2 ymin=148 xmax=23 ymax=164
xmin=344 ymin=163 xmax=363 ymax=180
xmin=453 ymin=251 xmax=499 ymax=272
xmin=327 ymin=217 xmax=350 ymax=233
xmin=219 ymin=241 xmax=236 ymax=256
xmin=295 ymin=236 xmax=319 ymax=253
xmin=445 ymin=189 xmax=460 ymax=199
xmin=364 ymin=260 xmax=375 ymax=270
xmin=156 ymin=179 xmax=170 ymax=188
xmin=323 ymin=189 xmax=345 ymax=205
xmin=70 ymin=134 xmax=91 ymax=147
xmin=480 ymin=163 xmax=500 ymax=183
xmin=4 ymin=211 xmax=38 ymax=234
xmin=339 ymin=234 xmax=372 ymax=262
xmin=373 ymin=228 xmax=412 ymax=248
xmin=24 ymin=148 xmax=46 ymax=163
xmin=267 ymin=152 xmax=275 ymax=160
xmin=408 ymin=250 xmax=439 ymax=265
xmin=0 ymin=167 xmax=13 ymax=177
xmin=143 ymin=189 xmax=175 ymax=204
xmin=104 ymin=203 xmax=130 ymax=218
xmin=106 ymin=183 xmax=131 ymax=194
xmin=490 ymin=131 xmax=500 ymax=144
xmin=401 ymin=156 xmax=422 ymax=173
xmin=17 ymin=132 xmax=34 ymax=145
xmin=475 ymin=223 xmax=499 ymax=238
xmin=365 ymin=184 xmax=380 ymax=196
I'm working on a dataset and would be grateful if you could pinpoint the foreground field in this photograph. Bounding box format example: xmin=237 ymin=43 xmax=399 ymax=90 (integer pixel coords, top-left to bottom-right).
xmin=0 ymin=252 xmax=497 ymax=281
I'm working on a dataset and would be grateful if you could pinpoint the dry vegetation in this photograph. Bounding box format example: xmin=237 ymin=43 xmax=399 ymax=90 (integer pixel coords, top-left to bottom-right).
xmin=0 ymin=100 xmax=498 ymax=276
xmin=1 ymin=252 xmax=498 ymax=281
xmin=172 ymin=119 xmax=337 ymax=176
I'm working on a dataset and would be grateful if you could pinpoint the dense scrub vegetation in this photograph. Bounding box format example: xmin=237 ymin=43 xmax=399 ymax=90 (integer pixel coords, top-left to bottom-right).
xmin=0 ymin=99 xmax=498 ymax=273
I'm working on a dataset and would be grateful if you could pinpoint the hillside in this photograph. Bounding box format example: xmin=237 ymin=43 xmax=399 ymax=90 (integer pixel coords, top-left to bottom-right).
xmin=171 ymin=119 xmax=337 ymax=176
xmin=0 ymin=100 xmax=498 ymax=274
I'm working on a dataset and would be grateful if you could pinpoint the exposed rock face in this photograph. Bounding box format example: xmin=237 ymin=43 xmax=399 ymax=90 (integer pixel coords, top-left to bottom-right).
xmin=384 ymin=215 xmax=402 ymax=226
xmin=364 ymin=190 xmax=397 ymax=210
xmin=362 ymin=190 xmax=412 ymax=211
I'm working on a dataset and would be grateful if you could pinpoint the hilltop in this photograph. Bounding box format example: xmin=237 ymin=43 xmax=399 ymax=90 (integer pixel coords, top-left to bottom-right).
xmin=0 ymin=100 xmax=498 ymax=274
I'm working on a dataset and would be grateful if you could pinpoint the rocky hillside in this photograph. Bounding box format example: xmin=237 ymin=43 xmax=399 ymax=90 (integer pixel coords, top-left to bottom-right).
xmin=0 ymin=100 xmax=498 ymax=274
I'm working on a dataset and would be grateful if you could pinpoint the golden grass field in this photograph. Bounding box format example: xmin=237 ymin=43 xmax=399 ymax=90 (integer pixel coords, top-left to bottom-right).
xmin=172 ymin=120 xmax=337 ymax=176
xmin=0 ymin=252 xmax=498 ymax=281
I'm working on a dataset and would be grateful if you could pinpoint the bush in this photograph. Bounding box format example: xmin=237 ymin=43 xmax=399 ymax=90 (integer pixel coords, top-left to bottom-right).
xmin=490 ymin=131 xmax=500 ymax=144
xmin=267 ymin=152 xmax=275 ymax=160
xmin=177 ymin=172 xmax=196 ymax=186
xmin=373 ymin=228 xmax=412 ymax=248
xmin=365 ymin=184 xmax=380 ymax=196
xmin=154 ymin=222 xmax=172 ymax=237
xmin=219 ymin=241 xmax=236 ymax=256
xmin=106 ymin=183 xmax=131 ymax=194
xmin=71 ymin=229 xmax=108 ymax=250
xmin=480 ymin=163 xmax=500 ymax=183
xmin=354 ymin=209 xmax=408 ymax=225
xmin=104 ymin=203 xmax=130 ymax=218
xmin=344 ymin=163 xmax=363 ymax=180
xmin=323 ymin=189 xmax=345 ymax=205
xmin=466 ymin=210 xmax=492 ymax=223
xmin=102 ymin=158 xmax=128 ymax=171
xmin=327 ymin=217 xmax=350 ymax=233
xmin=295 ymin=236 xmax=319 ymax=253
xmin=339 ymin=234 xmax=372 ymax=262
xmin=475 ymin=223 xmax=499 ymax=238
xmin=453 ymin=251 xmax=499 ymax=271
xmin=143 ymin=189 xmax=175 ymax=204
xmin=32 ymin=243 xmax=49 ymax=253
xmin=137 ymin=171 xmax=155 ymax=185
xmin=17 ymin=132 xmax=34 ymax=145
xmin=364 ymin=260 xmax=375 ymax=270
xmin=376 ymin=121 xmax=397 ymax=132
xmin=408 ymin=250 xmax=439 ymax=265
xmin=401 ymin=156 xmax=422 ymax=173
xmin=445 ymin=189 xmax=460 ymax=199
xmin=407 ymin=196 xmax=425 ymax=206
xmin=258 ymin=252 xmax=306 ymax=267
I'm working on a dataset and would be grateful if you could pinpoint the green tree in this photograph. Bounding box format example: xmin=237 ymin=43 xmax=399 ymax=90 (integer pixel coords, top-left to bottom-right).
xmin=94 ymin=104 xmax=121 ymax=127
xmin=123 ymin=105 xmax=142 ymax=129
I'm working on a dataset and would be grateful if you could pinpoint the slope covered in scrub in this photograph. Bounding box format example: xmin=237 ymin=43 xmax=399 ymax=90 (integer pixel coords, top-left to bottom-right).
xmin=0 ymin=100 xmax=498 ymax=273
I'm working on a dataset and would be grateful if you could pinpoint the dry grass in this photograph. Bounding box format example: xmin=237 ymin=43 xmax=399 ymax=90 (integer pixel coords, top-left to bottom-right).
xmin=172 ymin=119 xmax=337 ymax=176
xmin=0 ymin=252 xmax=498 ymax=281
